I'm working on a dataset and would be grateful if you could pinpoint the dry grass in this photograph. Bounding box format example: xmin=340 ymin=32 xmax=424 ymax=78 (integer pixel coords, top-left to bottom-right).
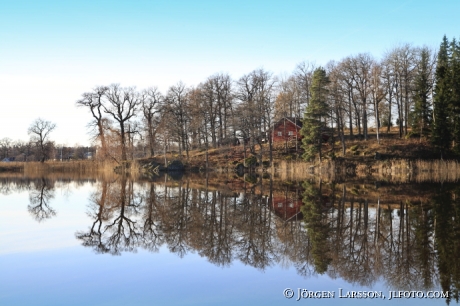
xmin=23 ymin=160 xmax=109 ymax=174
xmin=0 ymin=160 xmax=144 ymax=181
xmin=412 ymin=159 xmax=460 ymax=182
xmin=354 ymin=159 xmax=460 ymax=183
xmin=0 ymin=162 xmax=23 ymax=172
xmin=0 ymin=160 xmax=127 ymax=175
xmin=270 ymin=160 xmax=336 ymax=182
xmin=269 ymin=158 xmax=460 ymax=183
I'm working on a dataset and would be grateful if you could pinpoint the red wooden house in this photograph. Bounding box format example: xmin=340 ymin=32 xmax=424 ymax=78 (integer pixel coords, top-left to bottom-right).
xmin=272 ymin=117 xmax=303 ymax=143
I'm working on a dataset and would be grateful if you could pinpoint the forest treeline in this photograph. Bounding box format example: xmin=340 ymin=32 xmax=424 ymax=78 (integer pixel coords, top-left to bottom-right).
xmin=1 ymin=36 xmax=459 ymax=163
xmin=0 ymin=121 xmax=96 ymax=163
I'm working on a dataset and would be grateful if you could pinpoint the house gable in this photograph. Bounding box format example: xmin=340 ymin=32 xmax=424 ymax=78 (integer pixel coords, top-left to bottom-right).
xmin=272 ymin=117 xmax=302 ymax=142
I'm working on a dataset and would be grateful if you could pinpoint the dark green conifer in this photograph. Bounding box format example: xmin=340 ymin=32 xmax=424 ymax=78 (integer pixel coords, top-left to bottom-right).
xmin=412 ymin=47 xmax=433 ymax=139
xmin=431 ymin=36 xmax=451 ymax=156
xmin=450 ymin=38 xmax=460 ymax=152
xmin=300 ymin=67 xmax=330 ymax=161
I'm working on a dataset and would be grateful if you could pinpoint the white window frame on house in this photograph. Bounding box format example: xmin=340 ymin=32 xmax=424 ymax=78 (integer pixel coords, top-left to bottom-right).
xmin=288 ymin=131 xmax=293 ymax=136
xmin=277 ymin=131 xmax=282 ymax=136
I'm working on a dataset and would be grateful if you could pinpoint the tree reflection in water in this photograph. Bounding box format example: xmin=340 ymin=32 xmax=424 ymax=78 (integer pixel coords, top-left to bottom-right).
xmin=2 ymin=172 xmax=460 ymax=304
xmin=298 ymin=180 xmax=460 ymax=304
xmin=71 ymin=175 xmax=460 ymax=303
xmin=433 ymin=184 xmax=460 ymax=304
xmin=76 ymin=176 xmax=142 ymax=255
xmin=301 ymin=180 xmax=331 ymax=274
xmin=3 ymin=173 xmax=460 ymax=302
xmin=28 ymin=177 xmax=56 ymax=222
xmin=75 ymin=180 xmax=112 ymax=253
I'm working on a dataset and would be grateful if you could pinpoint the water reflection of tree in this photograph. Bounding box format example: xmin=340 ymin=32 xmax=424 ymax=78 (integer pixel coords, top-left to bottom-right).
xmin=104 ymin=176 xmax=142 ymax=255
xmin=28 ymin=177 xmax=56 ymax=222
xmin=270 ymin=183 xmax=312 ymax=276
xmin=0 ymin=177 xmax=33 ymax=195
xmin=77 ymin=177 xmax=278 ymax=270
xmin=329 ymin=186 xmax=377 ymax=287
xmin=191 ymin=188 xmax=236 ymax=267
xmin=298 ymin=180 xmax=451 ymax=293
xmin=433 ymin=185 xmax=460 ymax=304
xmin=235 ymin=192 xmax=275 ymax=270
xmin=274 ymin=217 xmax=312 ymax=277
xmin=75 ymin=180 xmax=112 ymax=253
xmin=141 ymin=184 xmax=164 ymax=253
xmin=74 ymin=176 xmax=460 ymax=302
xmin=0 ymin=179 xmax=15 ymax=195
xmin=411 ymin=199 xmax=435 ymax=290
xmin=301 ymin=180 xmax=332 ymax=274
xmin=76 ymin=176 xmax=142 ymax=255
xmin=162 ymin=180 xmax=192 ymax=257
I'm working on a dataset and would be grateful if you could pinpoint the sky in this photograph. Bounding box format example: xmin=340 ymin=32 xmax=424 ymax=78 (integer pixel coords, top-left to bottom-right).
xmin=0 ymin=0 xmax=459 ymax=146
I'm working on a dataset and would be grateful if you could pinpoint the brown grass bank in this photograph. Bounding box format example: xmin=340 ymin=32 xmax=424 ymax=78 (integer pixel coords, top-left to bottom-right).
xmin=0 ymin=160 xmax=141 ymax=176
xmin=258 ymin=158 xmax=460 ymax=183
xmin=0 ymin=162 xmax=23 ymax=173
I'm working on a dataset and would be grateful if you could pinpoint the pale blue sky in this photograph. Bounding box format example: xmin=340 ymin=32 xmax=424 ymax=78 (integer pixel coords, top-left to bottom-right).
xmin=0 ymin=0 xmax=458 ymax=145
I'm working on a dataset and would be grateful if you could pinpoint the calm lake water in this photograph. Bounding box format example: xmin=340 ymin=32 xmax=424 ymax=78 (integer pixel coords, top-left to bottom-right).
xmin=0 ymin=173 xmax=458 ymax=306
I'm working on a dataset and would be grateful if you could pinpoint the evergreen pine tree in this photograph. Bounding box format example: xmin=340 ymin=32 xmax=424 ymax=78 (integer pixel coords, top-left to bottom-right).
xmin=450 ymin=38 xmax=460 ymax=152
xmin=431 ymin=36 xmax=452 ymax=156
xmin=412 ymin=47 xmax=433 ymax=139
xmin=300 ymin=68 xmax=330 ymax=161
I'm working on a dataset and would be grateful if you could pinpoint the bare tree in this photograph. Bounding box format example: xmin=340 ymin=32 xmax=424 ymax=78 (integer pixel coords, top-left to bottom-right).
xmin=369 ymin=63 xmax=385 ymax=144
xmin=163 ymin=82 xmax=191 ymax=160
xmin=383 ymin=44 xmax=417 ymax=137
xmin=381 ymin=57 xmax=398 ymax=133
xmin=188 ymin=86 xmax=210 ymax=166
xmin=28 ymin=118 xmax=56 ymax=162
xmin=0 ymin=138 xmax=13 ymax=159
xmin=102 ymin=84 xmax=140 ymax=161
xmin=198 ymin=78 xmax=219 ymax=147
xmin=196 ymin=73 xmax=235 ymax=148
xmin=294 ymin=61 xmax=316 ymax=115
xmin=12 ymin=140 xmax=29 ymax=161
xmin=338 ymin=57 xmax=360 ymax=137
xmin=275 ymin=75 xmax=299 ymax=120
xmin=236 ymin=69 xmax=275 ymax=165
xmin=214 ymin=73 xmax=234 ymax=144
xmin=327 ymin=61 xmax=347 ymax=155
xmin=343 ymin=53 xmax=375 ymax=141
xmin=140 ymin=87 xmax=162 ymax=157
xmin=76 ymin=86 xmax=110 ymax=159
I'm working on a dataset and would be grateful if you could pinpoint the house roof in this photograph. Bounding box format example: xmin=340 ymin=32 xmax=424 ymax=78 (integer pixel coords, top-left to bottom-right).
xmin=274 ymin=117 xmax=303 ymax=128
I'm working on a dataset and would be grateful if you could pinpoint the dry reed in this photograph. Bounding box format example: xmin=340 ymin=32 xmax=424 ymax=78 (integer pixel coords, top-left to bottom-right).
xmin=0 ymin=160 xmax=144 ymax=181
xmin=22 ymin=160 xmax=110 ymax=174
xmin=270 ymin=158 xmax=460 ymax=183
xmin=0 ymin=162 xmax=23 ymax=172
xmin=412 ymin=159 xmax=460 ymax=182
xmin=269 ymin=160 xmax=336 ymax=182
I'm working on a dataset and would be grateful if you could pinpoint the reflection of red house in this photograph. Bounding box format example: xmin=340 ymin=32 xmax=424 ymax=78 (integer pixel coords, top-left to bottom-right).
xmin=270 ymin=197 xmax=303 ymax=221
xmin=272 ymin=117 xmax=302 ymax=143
